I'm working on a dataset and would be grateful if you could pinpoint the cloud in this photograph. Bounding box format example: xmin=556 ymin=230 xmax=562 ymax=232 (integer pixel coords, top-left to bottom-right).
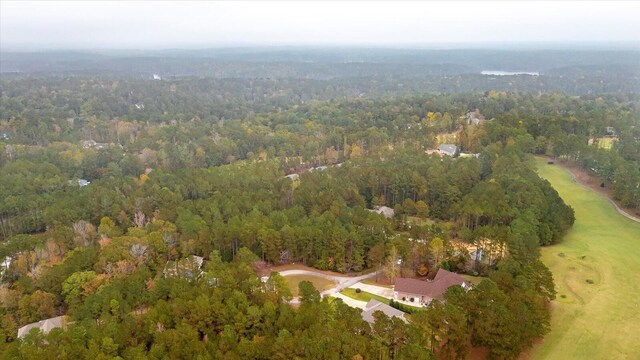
xmin=1 ymin=1 xmax=638 ymax=50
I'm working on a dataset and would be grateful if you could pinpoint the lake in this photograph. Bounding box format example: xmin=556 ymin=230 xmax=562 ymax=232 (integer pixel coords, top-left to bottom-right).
xmin=481 ymin=70 xmax=539 ymax=76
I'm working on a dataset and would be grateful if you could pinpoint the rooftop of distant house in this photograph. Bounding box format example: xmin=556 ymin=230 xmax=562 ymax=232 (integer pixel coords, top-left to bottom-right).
xmin=17 ymin=316 xmax=66 ymax=338
xmin=368 ymin=205 xmax=395 ymax=218
xmin=437 ymin=144 xmax=457 ymax=156
xmin=361 ymin=299 xmax=408 ymax=324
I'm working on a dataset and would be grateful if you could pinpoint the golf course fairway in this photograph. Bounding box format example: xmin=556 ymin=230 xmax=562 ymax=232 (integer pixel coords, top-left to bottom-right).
xmin=525 ymin=158 xmax=640 ymax=360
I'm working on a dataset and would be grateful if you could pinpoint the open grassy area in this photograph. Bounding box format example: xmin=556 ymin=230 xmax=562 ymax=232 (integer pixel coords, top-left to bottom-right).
xmin=525 ymin=158 xmax=640 ymax=360
xmin=341 ymin=287 xmax=392 ymax=304
xmin=341 ymin=288 xmax=424 ymax=311
xmin=283 ymin=274 xmax=336 ymax=297
xmin=595 ymin=137 xmax=616 ymax=150
xmin=460 ymin=274 xmax=486 ymax=286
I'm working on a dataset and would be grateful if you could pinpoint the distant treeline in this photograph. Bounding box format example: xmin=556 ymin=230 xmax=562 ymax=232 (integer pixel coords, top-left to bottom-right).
xmin=2 ymin=48 xmax=639 ymax=94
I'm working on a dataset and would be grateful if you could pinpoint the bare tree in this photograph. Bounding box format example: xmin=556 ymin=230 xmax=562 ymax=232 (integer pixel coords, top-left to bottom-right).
xmin=72 ymin=220 xmax=95 ymax=247
xmin=134 ymin=211 xmax=146 ymax=228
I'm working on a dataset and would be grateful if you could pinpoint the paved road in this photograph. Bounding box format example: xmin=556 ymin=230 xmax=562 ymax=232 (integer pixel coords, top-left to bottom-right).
xmin=560 ymin=166 xmax=640 ymax=223
xmin=348 ymin=282 xmax=394 ymax=298
xmin=279 ymin=269 xmax=379 ymax=303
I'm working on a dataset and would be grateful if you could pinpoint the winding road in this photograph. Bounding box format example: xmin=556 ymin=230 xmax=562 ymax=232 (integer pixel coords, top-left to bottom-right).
xmin=559 ymin=166 xmax=640 ymax=223
xmin=279 ymin=269 xmax=380 ymax=304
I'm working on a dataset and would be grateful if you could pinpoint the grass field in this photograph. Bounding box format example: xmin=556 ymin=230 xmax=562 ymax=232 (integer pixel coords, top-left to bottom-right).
xmin=595 ymin=137 xmax=616 ymax=150
xmin=283 ymin=274 xmax=336 ymax=297
xmin=341 ymin=288 xmax=393 ymax=304
xmin=524 ymin=158 xmax=640 ymax=360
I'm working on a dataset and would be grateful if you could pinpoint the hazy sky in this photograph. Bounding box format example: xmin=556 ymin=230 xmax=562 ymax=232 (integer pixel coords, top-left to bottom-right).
xmin=1 ymin=1 xmax=639 ymax=50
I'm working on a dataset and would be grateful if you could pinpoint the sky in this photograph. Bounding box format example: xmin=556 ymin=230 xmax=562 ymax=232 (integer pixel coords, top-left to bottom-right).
xmin=1 ymin=1 xmax=639 ymax=50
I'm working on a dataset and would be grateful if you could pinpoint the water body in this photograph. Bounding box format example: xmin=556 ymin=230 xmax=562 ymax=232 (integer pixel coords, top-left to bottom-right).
xmin=481 ymin=70 xmax=539 ymax=76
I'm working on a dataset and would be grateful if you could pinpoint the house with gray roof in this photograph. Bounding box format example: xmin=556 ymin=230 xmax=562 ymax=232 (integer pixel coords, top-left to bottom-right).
xmin=361 ymin=299 xmax=408 ymax=325
xmin=437 ymin=144 xmax=458 ymax=157
xmin=17 ymin=316 xmax=66 ymax=338
xmin=368 ymin=206 xmax=395 ymax=218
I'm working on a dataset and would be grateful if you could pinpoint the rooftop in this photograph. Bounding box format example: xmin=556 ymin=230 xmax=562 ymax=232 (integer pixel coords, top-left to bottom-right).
xmin=437 ymin=144 xmax=457 ymax=156
xmin=17 ymin=316 xmax=66 ymax=338
xmin=394 ymin=268 xmax=467 ymax=300
xmin=361 ymin=299 xmax=407 ymax=324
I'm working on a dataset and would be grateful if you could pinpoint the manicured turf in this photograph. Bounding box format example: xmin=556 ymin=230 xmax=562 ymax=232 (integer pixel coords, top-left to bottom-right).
xmin=283 ymin=274 xmax=336 ymax=297
xmin=341 ymin=287 xmax=393 ymax=304
xmin=527 ymin=158 xmax=640 ymax=360
xmin=341 ymin=288 xmax=424 ymax=311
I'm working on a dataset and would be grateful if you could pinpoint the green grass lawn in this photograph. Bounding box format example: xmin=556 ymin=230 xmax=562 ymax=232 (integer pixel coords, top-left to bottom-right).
xmin=341 ymin=287 xmax=392 ymax=304
xmin=283 ymin=275 xmax=336 ymax=297
xmin=595 ymin=137 xmax=616 ymax=150
xmin=526 ymin=157 xmax=640 ymax=360
xmin=460 ymin=274 xmax=486 ymax=286
xmin=341 ymin=288 xmax=424 ymax=311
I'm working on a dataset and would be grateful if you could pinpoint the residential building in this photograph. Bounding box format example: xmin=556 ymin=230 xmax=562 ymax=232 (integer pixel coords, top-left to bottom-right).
xmin=17 ymin=316 xmax=66 ymax=338
xmin=393 ymin=268 xmax=470 ymax=305
xmin=361 ymin=299 xmax=408 ymax=325
xmin=437 ymin=144 xmax=457 ymax=157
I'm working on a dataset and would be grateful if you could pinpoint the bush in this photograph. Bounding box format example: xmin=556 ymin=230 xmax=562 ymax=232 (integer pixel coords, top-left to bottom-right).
xmin=389 ymin=299 xmax=421 ymax=314
xmin=355 ymin=288 xmax=361 ymax=294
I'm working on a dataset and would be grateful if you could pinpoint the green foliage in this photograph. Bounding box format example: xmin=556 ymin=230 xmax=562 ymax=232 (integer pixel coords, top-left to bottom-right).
xmin=2 ymin=78 xmax=615 ymax=359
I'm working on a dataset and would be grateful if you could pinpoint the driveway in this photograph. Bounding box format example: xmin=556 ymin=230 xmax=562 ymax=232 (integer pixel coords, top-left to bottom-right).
xmin=348 ymin=282 xmax=394 ymax=298
xmin=278 ymin=269 xmax=380 ymax=299
xmin=330 ymin=292 xmax=368 ymax=309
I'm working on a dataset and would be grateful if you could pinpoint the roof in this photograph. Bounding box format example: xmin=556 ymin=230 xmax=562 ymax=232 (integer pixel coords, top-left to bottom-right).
xmin=369 ymin=206 xmax=395 ymax=218
xmin=17 ymin=316 xmax=65 ymax=338
xmin=437 ymin=144 xmax=457 ymax=156
xmin=394 ymin=268 xmax=467 ymax=300
xmin=361 ymin=299 xmax=407 ymax=324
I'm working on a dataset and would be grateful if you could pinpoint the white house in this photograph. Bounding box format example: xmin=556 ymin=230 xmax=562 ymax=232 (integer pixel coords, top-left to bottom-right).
xmin=393 ymin=269 xmax=470 ymax=305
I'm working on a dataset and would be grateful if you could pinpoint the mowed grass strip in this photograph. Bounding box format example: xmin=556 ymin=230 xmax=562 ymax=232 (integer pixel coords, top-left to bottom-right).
xmin=526 ymin=158 xmax=640 ymax=360
xmin=283 ymin=274 xmax=336 ymax=297
xmin=341 ymin=288 xmax=392 ymax=304
xmin=341 ymin=288 xmax=424 ymax=311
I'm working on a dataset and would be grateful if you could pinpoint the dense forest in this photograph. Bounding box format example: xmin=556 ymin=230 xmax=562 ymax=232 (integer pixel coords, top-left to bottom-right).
xmin=1 ymin=49 xmax=639 ymax=359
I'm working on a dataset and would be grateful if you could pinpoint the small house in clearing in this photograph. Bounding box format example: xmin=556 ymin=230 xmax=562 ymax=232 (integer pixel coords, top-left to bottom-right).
xmin=437 ymin=144 xmax=458 ymax=157
xmin=368 ymin=206 xmax=395 ymax=218
xmin=17 ymin=316 xmax=67 ymax=338
xmin=361 ymin=299 xmax=408 ymax=325
xmin=393 ymin=268 xmax=470 ymax=305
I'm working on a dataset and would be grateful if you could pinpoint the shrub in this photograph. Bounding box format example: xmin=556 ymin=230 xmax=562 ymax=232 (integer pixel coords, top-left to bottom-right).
xmin=355 ymin=288 xmax=361 ymax=294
